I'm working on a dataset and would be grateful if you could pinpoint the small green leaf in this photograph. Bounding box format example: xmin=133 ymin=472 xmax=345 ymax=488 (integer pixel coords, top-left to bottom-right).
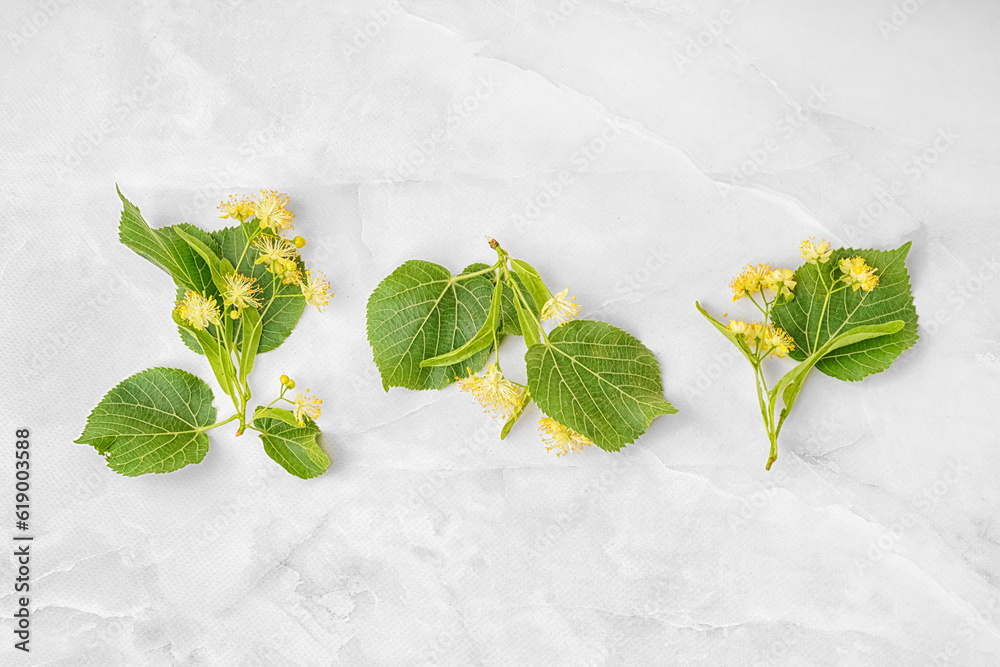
xmin=420 ymin=273 xmax=503 ymax=368
xmin=253 ymin=416 xmax=329 ymax=479
xmin=509 ymin=259 xmax=553 ymax=313
xmin=526 ymin=320 xmax=676 ymax=451
xmin=366 ymin=260 xmax=493 ymax=391
xmin=116 ymin=185 xmax=219 ymax=292
xmin=500 ymin=388 xmax=531 ymax=440
xmin=75 ymin=367 xmax=217 ymax=476
xmin=772 ymin=242 xmax=918 ymax=381
xmin=253 ymin=406 xmax=300 ymax=428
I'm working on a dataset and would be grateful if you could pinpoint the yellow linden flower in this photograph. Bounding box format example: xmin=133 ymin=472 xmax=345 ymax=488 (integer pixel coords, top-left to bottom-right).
xmin=800 ymin=237 xmax=833 ymax=264
xmin=282 ymin=267 xmax=303 ymax=285
xmin=727 ymin=319 xmax=750 ymax=335
xmin=293 ymin=390 xmax=322 ymax=426
xmin=839 ymin=256 xmax=879 ymax=292
xmin=218 ymin=194 xmax=254 ymax=220
xmin=538 ymin=417 xmax=593 ymax=456
xmin=252 ymin=190 xmax=294 ymax=232
xmin=253 ymin=235 xmax=297 ymax=274
xmin=456 ymin=364 xmax=523 ymax=418
xmin=763 ymin=268 xmax=796 ymax=298
xmin=760 ymin=325 xmax=796 ymax=358
xmin=744 ymin=321 xmax=766 ymax=343
xmin=176 ymin=290 xmax=222 ymax=330
xmin=541 ymin=288 xmax=581 ymax=326
xmin=730 ymin=263 xmax=771 ymax=301
xmin=221 ymin=272 xmax=262 ymax=309
xmin=300 ymin=269 xmax=332 ymax=312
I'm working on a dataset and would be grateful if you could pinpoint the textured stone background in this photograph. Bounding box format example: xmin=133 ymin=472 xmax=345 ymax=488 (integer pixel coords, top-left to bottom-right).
xmin=1 ymin=0 xmax=999 ymax=665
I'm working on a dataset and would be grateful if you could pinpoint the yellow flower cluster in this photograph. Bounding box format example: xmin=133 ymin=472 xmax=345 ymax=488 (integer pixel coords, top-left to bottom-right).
xmin=293 ymin=390 xmax=322 ymax=426
xmin=176 ymin=290 xmax=222 ymax=330
xmin=730 ymin=263 xmax=771 ymax=301
xmin=221 ymin=271 xmax=262 ymax=310
xmin=727 ymin=319 xmax=796 ymax=358
xmin=541 ymin=288 xmax=580 ymax=326
xmin=253 ymin=190 xmax=295 ymax=233
xmin=763 ymin=268 xmax=796 ymax=299
xmin=839 ymin=256 xmax=879 ymax=292
xmin=538 ymin=417 xmax=594 ymax=456
xmin=800 ymin=237 xmax=832 ymax=264
xmin=218 ymin=194 xmax=255 ymax=221
xmin=456 ymin=363 xmax=523 ymax=418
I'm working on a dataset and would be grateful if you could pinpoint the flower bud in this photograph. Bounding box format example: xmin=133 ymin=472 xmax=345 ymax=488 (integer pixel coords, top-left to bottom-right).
xmin=280 ymin=374 xmax=290 ymax=385
xmin=230 ymin=309 xmax=241 ymax=319
xmin=293 ymin=236 xmax=306 ymax=248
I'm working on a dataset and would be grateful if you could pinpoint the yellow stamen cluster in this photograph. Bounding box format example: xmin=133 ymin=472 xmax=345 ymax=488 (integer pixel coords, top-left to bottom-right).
xmin=300 ymin=269 xmax=332 ymax=312
xmin=839 ymin=256 xmax=879 ymax=292
xmin=729 ymin=320 xmax=795 ymax=358
xmin=763 ymin=268 xmax=796 ymax=298
xmin=252 ymin=190 xmax=294 ymax=232
xmin=800 ymin=237 xmax=832 ymax=264
xmin=293 ymin=390 xmax=322 ymax=426
xmin=218 ymin=194 xmax=255 ymax=221
xmin=730 ymin=263 xmax=772 ymax=302
xmin=221 ymin=272 xmax=262 ymax=310
xmin=541 ymin=288 xmax=581 ymax=326
xmin=253 ymin=235 xmax=298 ymax=274
xmin=538 ymin=417 xmax=593 ymax=456
xmin=176 ymin=290 xmax=222 ymax=330
xmin=456 ymin=363 xmax=523 ymax=418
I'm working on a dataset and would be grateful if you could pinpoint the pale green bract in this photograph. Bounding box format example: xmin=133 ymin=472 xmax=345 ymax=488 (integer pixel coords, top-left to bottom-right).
xmin=77 ymin=187 xmax=331 ymax=478
xmin=75 ymin=367 xmax=216 ymax=476
xmin=526 ymin=320 xmax=677 ymax=451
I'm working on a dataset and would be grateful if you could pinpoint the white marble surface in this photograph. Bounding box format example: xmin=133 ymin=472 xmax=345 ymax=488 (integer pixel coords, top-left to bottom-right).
xmin=2 ymin=1 xmax=999 ymax=665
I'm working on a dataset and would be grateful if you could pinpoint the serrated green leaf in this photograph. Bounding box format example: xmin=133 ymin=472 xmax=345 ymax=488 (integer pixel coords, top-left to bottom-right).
xmin=366 ymin=260 xmax=494 ymax=391
xmin=421 ymin=272 xmax=503 ymax=368
xmin=75 ymin=367 xmax=217 ymax=476
xmin=525 ymin=320 xmax=676 ymax=451
xmin=772 ymin=242 xmax=918 ymax=381
xmin=116 ymin=185 xmax=219 ymax=293
xmin=509 ymin=258 xmax=552 ymax=314
xmin=253 ymin=416 xmax=329 ymax=479
xmin=210 ymin=224 xmax=305 ymax=354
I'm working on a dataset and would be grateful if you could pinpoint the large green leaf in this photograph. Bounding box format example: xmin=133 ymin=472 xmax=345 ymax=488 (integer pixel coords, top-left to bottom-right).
xmin=366 ymin=260 xmax=494 ymax=391
xmin=75 ymin=367 xmax=217 ymax=476
xmin=117 ymin=186 xmax=218 ymax=293
xmin=772 ymin=242 xmax=918 ymax=381
xmin=253 ymin=411 xmax=329 ymax=479
xmin=210 ymin=223 xmax=305 ymax=354
xmin=525 ymin=320 xmax=677 ymax=451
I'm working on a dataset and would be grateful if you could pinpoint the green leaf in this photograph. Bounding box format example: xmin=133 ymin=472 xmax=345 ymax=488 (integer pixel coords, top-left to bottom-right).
xmin=525 ymin=320 xmax=676 ymax=451
xmin=695 ymin=301 xmax=755 ymax=365
xmin=116 ymin=185 xmax=219 ymax=292
xmin=513 ymin=292 xmax=541 ymax=348
xmin=771 ymin=321 xmax=904 ymax=429
xmin=172 ymin=310 xmax=235 ymax=397
xmin=253 ymin=406 xmax=300 ymax=428
xmin=500 ymin=388 xmax=530 ymax=440
xmin=509 ymin=259 xmax=553 ymax=314
xmin=420 ymin=271 xmax=503 ymax=368
xmin=366 ymin=260 xmax=494 ymax=391
xmin=772 ymin=242 xmax=919 ymax=381
xmin=252 ymin=415 xmax=329 ymax=479
xmin=210 ymin=223 xmax=305 ymax=354
xmin=499 ymin=271 xmax=538 ymax=336
xmin=75 ymin=367 xmax=217 ymax=476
